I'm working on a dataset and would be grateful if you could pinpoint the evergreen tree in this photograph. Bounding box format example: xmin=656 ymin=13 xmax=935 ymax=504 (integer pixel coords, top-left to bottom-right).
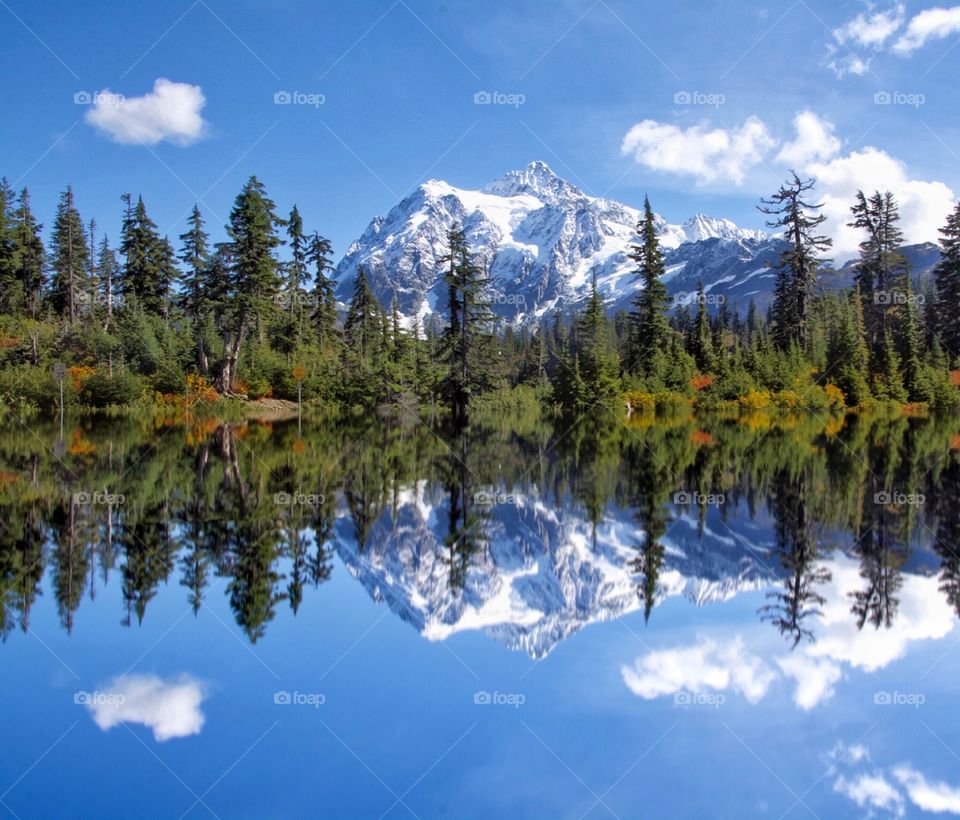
xmin=49 ymin=185 xmax=89 ymax=323
xmin=934 ymin=201 xmax=960 ymax=364
xmin=178 ymin=205 xmax=212 ymax=372
xmin=688 ymin=283 xmax=714 ymax=372
xmin=120 ymin=195 xmax=176 ymax=316
xmin=440 ymin=225 xmax=494 ymax=420
xmin=629 ymin=196 xmax=670 ymax=375
xmin=10 ymin=187 xmax=45 ymax=317
xmin=219 ymin=176 xmax=283 ymax=391
xmin=759 ymin=173 xmax=832 ymax=350
xmin=576 ymin=272 xmax=620 ymax=403
xmin=307 ymin=231 xmax=335 ymax=348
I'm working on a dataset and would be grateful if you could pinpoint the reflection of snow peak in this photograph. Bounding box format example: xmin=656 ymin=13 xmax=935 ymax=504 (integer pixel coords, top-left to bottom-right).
xmin=621 ymin=554 xmax=957 ymax=709
xmin=333 ymin=487 xmax=776 ymax=658
xmin=83 ymin=674 xmax=206 ymax=741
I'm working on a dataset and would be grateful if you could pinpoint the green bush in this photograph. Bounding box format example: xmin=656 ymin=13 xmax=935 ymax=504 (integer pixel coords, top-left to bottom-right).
xmin=80 ymin=371 xmax=144 ymax=408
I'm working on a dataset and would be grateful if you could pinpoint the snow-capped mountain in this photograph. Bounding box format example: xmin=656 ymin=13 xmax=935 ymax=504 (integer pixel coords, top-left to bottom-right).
xmin=333 ymin=161 xmax=771 ymax=325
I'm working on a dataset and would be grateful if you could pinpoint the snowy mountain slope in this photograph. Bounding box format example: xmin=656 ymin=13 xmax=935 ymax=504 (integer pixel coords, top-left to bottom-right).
xmin=332 ymin=161 xmax=941 ymax=324
xmin=333 ymin=161 xmax=769 ymax=325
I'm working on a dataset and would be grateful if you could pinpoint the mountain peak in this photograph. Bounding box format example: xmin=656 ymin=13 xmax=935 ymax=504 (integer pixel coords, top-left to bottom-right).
xmin=482 ymin=160 xmax=580 ymax=201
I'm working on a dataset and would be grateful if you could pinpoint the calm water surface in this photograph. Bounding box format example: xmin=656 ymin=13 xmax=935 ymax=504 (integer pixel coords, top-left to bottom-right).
xmin=1 ymin=411 xmax=959 ymax=818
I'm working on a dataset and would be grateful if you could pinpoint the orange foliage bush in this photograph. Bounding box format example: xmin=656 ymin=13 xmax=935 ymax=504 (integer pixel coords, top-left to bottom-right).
xmin=68 ymin=365 xmax=96 ymax=392
xmin=690 ymin=374 xmax=714 ymax=391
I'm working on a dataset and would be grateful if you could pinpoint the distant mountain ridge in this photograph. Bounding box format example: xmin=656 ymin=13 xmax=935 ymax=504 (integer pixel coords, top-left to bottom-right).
xmin=332 ymin=161 xmax=940 ymax=325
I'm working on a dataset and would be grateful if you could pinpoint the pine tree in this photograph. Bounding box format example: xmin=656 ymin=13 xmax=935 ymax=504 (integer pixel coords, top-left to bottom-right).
xmin=759 ymin=173 xmax=832 ymax=350
xmin=577 ymin=272 xmax=620 ymax=403
xmin=307 ymin=231 xmax=335 ymax=348
xmin=440 ymin=225 xmax=494 ymax=420
xmin=849 ymin=190 xmax=908 ymax=361
xmin=629 ymin=196 xmax=670 ymax=375
xmin=178 ymin=205 xmax=211 ymax=372
xmin=0 ymin=178 xmax=16 ymax=314
xmin=120 ymin=195 xmax=176 ymax=316
xmin=219 ymin=176 xmax=283 ymax=391
xmin=49 ymin=185 xmax=89 ymax=323
xmin=934 ymin=201 xmax=960 ymax=365
xmin=10 ymin=187 xmax=45 ymax=317
xmin=688 ymin=283 xmax=714 ymax=372
xmin=97 ymin=236 xmax=120 ymax=327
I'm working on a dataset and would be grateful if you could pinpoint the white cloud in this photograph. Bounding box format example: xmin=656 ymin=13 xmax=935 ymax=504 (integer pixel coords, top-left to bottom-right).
xmin=621 ymin=636 xmax=777 ymax=703
xmin=776 ymin=110 xmax=842 ymax=167
xmin=834 ymin=4 xmax=905 ymax=47
xmin=83 ymin=674 xmax=207 ymax=741
xmin=834 ymin=772 xmax=905 ymax=816
xmin=808 ymin=145 xmax=954 ymax=258
xmin=620 ymin=117 xmax=775 ymax=186
xmin=620 ymin=110 xmax=954 ymax=259
xmin=893 ymin=5 xmax=960 ymax=54
xmin=826 ymin=52 xmax=872 ymax=78
xmin=893 ymin=766 xmax=960 ymax=815
xmin=85 ymin=78 xmax=208 ymax=146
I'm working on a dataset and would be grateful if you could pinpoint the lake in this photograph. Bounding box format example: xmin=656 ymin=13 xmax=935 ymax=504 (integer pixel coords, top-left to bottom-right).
xmin=1 ymin=409 xmax=959 ymax=818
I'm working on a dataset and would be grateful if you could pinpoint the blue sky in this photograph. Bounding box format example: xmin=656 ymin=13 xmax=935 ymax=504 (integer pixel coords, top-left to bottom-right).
xmin=2 ymin=0 xmax=959 ymax=260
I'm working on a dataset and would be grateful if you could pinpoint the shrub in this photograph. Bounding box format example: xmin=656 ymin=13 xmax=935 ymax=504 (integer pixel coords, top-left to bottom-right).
xmin=80 ymin=371 xmax=143 ymax=408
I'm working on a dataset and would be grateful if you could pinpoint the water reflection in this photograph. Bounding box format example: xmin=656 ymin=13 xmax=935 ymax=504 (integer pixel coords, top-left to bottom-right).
xmin=1 ymin=409 xmax=959 ymax=656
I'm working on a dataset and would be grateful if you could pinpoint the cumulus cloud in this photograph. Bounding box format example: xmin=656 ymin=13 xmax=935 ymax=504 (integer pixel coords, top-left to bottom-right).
xmin=776 ymin=110 xmax=841 ymax=167
xmin=833 ymin=772 xmax=905 ymax=816
xmin=620 ymin=117 xmax=775 ymax=186
xmin=85 ymin=78 xmax=208 ymax=146
xmin=621 ymin=636 xmax=777 ymax=703
xmin=834 ymin=3 xmax=905 ymax=47
xmin=893 ymin=5 xmax=960 ymax=54
xmin=826 ymin=52 xmax=873 ymax=78
xmin=621 ymin=110 xmax=954 ymax=260
xmin=83 ymin=674 xmax=207 ymax=741
xmin=893 ymin=766 xmax=960 ymax=815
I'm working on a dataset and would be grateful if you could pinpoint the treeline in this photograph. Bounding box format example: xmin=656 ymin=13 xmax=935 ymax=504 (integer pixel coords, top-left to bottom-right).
xmin=1 ymin=173 xmax=960 ymax=417
xmin=552 ymin=177 xmax=960 ymax=415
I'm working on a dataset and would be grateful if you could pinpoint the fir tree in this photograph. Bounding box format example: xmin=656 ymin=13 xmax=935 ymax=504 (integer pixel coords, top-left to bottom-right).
xmin=10 ymin=187 xmax=45 ymax=317
xmin=629 ymin=196 xmax=670 ymax=375
xmin=49 ymin=185 xmax=89 ymax=323
xmin=934 ymin=201 xmax=960 ymax=364
xmin=178 ymin=205 xmax=211 ymax=372
xmin=759 ymin=173 xmax=832 ymax=350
